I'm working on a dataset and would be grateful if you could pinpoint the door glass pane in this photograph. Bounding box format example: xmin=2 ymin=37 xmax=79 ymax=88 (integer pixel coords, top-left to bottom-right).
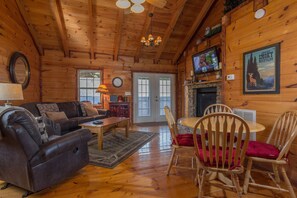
xmin=138 ymin=78 xmax=150 ymax=117
xmin=159 ymin=78 xmax=171 ymax=115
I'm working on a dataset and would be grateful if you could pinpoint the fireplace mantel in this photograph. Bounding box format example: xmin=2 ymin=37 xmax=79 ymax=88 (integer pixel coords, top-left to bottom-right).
xmin=184 ymin=80 xmax=222 ymax=117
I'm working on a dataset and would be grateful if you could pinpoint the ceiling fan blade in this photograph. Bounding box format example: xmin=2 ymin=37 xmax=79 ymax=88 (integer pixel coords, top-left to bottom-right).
xmin=146 ymin=0 xmax=167 ymax=8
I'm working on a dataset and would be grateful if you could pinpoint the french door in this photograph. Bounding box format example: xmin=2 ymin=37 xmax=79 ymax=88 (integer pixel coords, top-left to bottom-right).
xmin=133 ymin=73 xmax=176 ymax=123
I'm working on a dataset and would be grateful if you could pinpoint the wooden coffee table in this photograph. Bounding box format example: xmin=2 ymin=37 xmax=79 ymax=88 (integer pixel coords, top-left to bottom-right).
xmin=79 ymin=117 xmax=130 ymax=150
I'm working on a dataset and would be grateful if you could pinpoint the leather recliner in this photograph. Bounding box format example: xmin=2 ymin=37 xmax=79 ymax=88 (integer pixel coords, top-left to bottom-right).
xmin=0 ymin=107 xmax=92 ymax=193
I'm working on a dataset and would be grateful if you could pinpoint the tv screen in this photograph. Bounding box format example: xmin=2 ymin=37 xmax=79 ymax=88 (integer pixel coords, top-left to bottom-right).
xmin=192 ymin=47 xmax=219 ymax=75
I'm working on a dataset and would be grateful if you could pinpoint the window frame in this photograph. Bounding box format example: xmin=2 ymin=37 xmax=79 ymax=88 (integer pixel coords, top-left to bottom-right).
xmin=77 ymin=69 xmax=102 ymax=104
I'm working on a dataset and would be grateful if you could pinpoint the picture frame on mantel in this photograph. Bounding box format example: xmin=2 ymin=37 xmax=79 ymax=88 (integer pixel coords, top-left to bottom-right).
xmin=243 ymin=43 xmax=280 ymax=94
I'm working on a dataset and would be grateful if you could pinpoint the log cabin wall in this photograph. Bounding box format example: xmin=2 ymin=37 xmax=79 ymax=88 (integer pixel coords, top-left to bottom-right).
xmin=0 ymin=0 xmax=40 ymax=105
xmin=177 ymin=0 xmax=224 ymax=117
xmin=184 ymin=0 xmax=224 ymax=82
xmin=224 ymin=0 xmax=297 ymax=184
xmin=41 ymin=50 xmax=177 ymax=116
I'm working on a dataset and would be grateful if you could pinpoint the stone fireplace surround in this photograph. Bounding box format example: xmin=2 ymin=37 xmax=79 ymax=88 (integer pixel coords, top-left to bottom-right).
xmin=184 ymin=81 xmax=222 ymax=117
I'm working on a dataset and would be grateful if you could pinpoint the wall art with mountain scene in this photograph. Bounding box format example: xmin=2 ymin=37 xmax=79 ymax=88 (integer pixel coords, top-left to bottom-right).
xmin=243 ymin=43 xmax=280 ymax=94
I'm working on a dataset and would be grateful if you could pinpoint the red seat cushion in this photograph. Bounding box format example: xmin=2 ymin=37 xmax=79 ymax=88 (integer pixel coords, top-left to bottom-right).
xmin=172 ymin=134 xmax=201 ymax=147
xmin=246 ymin=141 xmax=280 ymax=159
xmin=196 ymin=147 xmax=241 ymax=170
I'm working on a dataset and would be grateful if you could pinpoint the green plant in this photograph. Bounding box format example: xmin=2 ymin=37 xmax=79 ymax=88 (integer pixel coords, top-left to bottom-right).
xmin=224 ymin=0 xmax=246 ymax=14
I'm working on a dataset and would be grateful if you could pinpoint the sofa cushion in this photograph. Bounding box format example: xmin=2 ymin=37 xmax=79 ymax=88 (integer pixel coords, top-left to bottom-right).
xmin=79 ymin=102 xmax=87 ymax=117
xmin=36 ymin=104 xmax=59 ymax=117
xmin=46 ymin=111 xmax=68 ymax=122
xmin=56 ymin=119 xmax=79 ymax=135
xmin=84 ymin=105 xmax=99 ymax=116
xmin=69 ymin=117 xmax=94 ymax=124
xmin=57 ymin=102 xmax=79 ymax=118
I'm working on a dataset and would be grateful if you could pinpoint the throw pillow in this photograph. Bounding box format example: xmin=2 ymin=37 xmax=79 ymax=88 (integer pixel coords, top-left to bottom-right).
xmin=79 ymin=102 xmax=87 ymax=117
xmin=46 ymin=111 xmax=68 ymax=122
xmin=35 ymin=117 xmax=49 ymax=143
xmin=36 ymin=103 xmax=59 ymax=117
xmin=84 ymin=105 xmax=99 ymax=116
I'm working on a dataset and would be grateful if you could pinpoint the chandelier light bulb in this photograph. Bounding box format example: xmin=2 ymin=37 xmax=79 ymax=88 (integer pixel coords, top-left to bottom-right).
xmin=130 ymin=4 xmax=144 ymax=13
xmin=140 ymin=36 xmax=146 ymax=43
xmin=116 ymin=0 xmax=131 ymax=9
xmin=131 ymin=0 xmax=145 ymax=4
xmin=148 ymin=34 xmax=154 ymax=41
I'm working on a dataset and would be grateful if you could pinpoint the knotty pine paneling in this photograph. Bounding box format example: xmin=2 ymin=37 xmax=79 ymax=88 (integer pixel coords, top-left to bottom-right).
xmin=224 ymin=0 xmax=297 ymax=184
xmin=41 ymin=50 xmax=176 ymax=113
xmin=0 ymin=0 xmax=40 ymax=105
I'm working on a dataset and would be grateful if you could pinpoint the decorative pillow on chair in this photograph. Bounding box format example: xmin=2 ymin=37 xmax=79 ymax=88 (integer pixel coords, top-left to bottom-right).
xmin=79 ymin=102 xmax=87 ymax=117
xmin=35 ymin=117 xmax=49 ymax=143
xmin=36 ymin=103 xmax=59 ymax=117
xmin=84 ymin=105 xmax=99 ymax=116
xmin=46 ymin=111 xmax=69 ymax=122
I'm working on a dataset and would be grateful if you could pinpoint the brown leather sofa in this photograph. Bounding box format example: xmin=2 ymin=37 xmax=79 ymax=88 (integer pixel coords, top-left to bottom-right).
xmin=0 ymin=107 xmax=92 ymax=195
xmin=21 ymin=101 xmax=110 ymax=135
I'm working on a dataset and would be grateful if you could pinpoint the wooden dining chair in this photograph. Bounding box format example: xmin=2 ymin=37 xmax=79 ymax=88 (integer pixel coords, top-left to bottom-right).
xmin=243 ymin=111 xmax=297 ymax=198
xmin=193 ymin=113 xmax=250 ymax=197
xmin=164 ymin=106 xmax=200 ymax=175
xmin=204 ymin=104 xmax=233 ymax=115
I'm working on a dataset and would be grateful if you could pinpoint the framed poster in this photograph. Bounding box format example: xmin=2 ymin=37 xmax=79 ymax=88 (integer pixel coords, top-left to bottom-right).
xmin=243 ymin=43 xmax=280 ymax=94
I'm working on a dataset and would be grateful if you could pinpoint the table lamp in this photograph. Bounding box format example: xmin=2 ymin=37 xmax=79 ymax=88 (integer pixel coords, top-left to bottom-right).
xmin=96 ymin=84 xmax=109 ymax=108
xmin=0 ymin=83 xmax=24 ymax=107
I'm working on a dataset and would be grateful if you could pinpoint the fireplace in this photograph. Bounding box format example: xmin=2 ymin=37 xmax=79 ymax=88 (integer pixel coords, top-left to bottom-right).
xmin=196 ymin=87 xmax=217 ymax=116
xmin=184 ymin=81 xmax=222 ymax=117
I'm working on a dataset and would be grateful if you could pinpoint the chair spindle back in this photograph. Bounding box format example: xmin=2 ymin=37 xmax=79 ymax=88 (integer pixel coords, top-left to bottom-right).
xmin=193 ymin=113 xmax=250 ymax=170
xmin=204 ymin=104 xmax=233 ymax=116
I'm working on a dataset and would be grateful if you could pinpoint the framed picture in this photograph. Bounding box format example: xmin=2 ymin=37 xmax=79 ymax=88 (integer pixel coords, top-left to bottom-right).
xmin=243 ymin=43 xmax=280 ymax=94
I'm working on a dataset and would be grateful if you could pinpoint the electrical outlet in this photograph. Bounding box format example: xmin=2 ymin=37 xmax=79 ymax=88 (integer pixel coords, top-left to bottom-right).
xmin=226 ymin=74 xmax=235 ymax=80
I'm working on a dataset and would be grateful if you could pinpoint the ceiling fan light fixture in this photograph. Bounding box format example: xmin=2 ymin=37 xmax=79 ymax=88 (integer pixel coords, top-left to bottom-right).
xmin=131 ymin=0 xmax=145 ymax=4
xmin=116 ymin=0 xmax=131 ymax=9
xmin=130 ymin=4 xmax=144 ymax=13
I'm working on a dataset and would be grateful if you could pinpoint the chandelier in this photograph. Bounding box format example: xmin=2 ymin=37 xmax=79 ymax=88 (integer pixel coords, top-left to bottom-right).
xmin=116 ymin=0 xmax=145 ymax=13
xmin=140 ymin=13 xmax=162 ymax=47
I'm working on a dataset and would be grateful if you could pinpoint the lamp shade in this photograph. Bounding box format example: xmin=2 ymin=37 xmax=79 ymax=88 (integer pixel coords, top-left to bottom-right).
xmin=0 ymin=83 xmax=24 ymax=100
xmin=96 ymin=84 xmax=109 ymax=94
xmin=116 ymin=0 xmax=131 ymax=9
xmin=130 ymin=4 xmax=144 ymax=13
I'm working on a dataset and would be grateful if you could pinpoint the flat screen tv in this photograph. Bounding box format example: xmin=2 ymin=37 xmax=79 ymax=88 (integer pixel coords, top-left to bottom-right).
xmin=192 ymin=47 xmax=219 ymax=75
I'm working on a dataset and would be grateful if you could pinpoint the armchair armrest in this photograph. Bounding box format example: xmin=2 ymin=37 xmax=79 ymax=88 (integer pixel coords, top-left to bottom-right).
xmin=30 ymin=129 xmax=92 ymax=167
xmin=97 ymin=109 xmax=111 ymax=117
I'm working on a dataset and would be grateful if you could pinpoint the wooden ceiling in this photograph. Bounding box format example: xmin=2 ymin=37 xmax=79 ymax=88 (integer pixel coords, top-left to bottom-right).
xmin=16 ymin=0 xmax=214 ymax=63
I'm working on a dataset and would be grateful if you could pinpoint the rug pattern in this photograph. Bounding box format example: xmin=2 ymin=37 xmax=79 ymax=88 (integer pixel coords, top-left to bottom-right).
xmin=88 ymin=130 xmax=157 ymax=168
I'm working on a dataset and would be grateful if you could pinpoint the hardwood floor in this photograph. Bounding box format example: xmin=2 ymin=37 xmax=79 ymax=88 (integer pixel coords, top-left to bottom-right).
xmin=0 ymin=123 xmax=296 ymax=197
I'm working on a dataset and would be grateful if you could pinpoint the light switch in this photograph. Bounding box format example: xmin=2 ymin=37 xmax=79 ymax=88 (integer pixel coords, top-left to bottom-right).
xmin=226 ymin=74 xmax=235 ymax=81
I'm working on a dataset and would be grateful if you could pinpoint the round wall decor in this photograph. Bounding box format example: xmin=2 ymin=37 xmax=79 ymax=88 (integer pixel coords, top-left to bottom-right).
xmin=9 ymin=52 xmax=31 ymax=89
xmin=112 ymin=77 xmax=123 ymax=88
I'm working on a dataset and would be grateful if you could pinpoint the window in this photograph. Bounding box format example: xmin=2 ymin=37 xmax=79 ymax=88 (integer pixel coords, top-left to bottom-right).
xmin=78 ymin=70 xmax=101 ymax=104
xmin=159 ymin=78 xmax=171 ymax=115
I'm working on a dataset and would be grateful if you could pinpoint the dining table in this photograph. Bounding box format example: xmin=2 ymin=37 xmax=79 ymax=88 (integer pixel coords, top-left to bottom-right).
xmin=177 ymin=116 xmax=266 ymax=185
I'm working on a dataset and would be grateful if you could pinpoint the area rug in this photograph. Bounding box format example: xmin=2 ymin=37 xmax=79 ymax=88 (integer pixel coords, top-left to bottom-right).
xmin=88 ymin=130 xmax=157 ymax=168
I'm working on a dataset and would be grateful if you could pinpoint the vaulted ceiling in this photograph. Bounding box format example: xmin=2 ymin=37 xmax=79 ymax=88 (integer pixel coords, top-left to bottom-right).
xmin=17 ymin=0 xmax=214 ymax=63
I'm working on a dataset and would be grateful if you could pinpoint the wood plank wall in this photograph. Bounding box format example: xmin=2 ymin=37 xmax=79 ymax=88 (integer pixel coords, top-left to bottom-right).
xmin=41 ymin=50 xmax=177 ymax=115
xmin=224 ymin=0 xmax=297 ymax=184
xmin=0 ymin=0 xmax=40 ymax=105
xmin=177 ymin=0 xmax=224 ymax=117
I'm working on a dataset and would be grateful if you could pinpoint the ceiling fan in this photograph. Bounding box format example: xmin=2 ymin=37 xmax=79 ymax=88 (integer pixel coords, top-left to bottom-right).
xmin=117 ymin=0 xmax=167 ymax=12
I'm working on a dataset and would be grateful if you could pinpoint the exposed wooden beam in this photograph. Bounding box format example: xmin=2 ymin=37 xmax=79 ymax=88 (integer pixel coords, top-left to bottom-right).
xmin=50 ymin=0 xmax=69 ymax=57
xmin=172 ymin=0 xmax=215 ymax=64
xmin=88 ymin=0 xmax=95 ymax=59
xmin=134 ymin=5 xmax=155 ymax=62
xmin=113 ymin=10 xmax=124 ymax=61
xmin=15 ymin=0 xmax=43 ymax=55
xmin=154 ymin=0 xmax=187 ymax=62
